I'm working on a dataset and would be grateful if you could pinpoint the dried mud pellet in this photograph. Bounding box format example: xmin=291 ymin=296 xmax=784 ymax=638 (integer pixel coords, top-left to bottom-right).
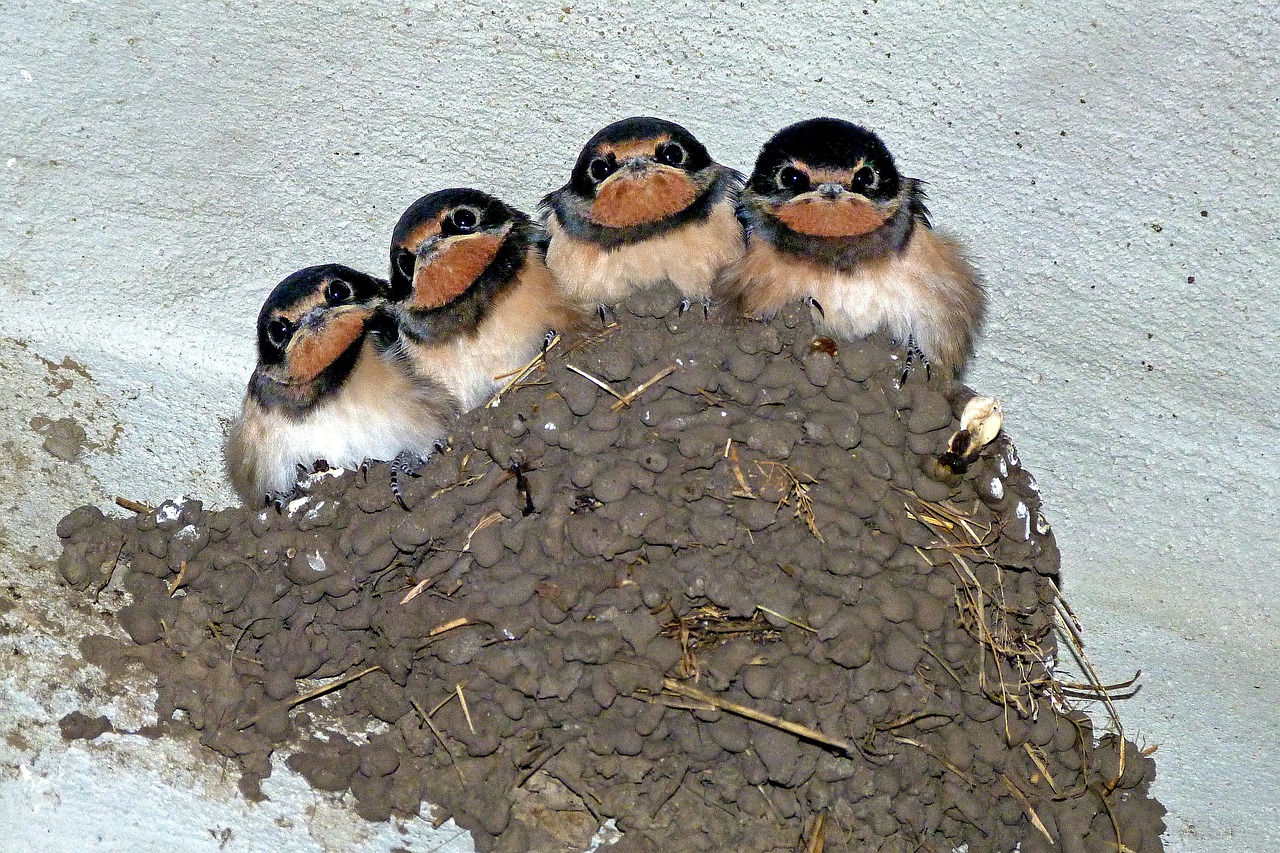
xmin=634 ymin=447 xmax=668 ymax=473
xmin=60 ymin=505 xmax=111 ymax=540
xmin=831 ymin=418 xmax=862 ymax=450
xmin=56 ymin=548 xmax=95 ymax=588
xmin=593 ymin=462 xmax=639 ymax=504
xmin=117 ymin=603 xmax=164 ymax=645
xmin=828 ymin=629 xmax=874 ymax=669
xmin=913 ymin=593 xmax=948 ymax=633
xmin=735 ymin=322 xmax=783 ymax=355
xmin=714 ymin=373 xmax=754 ymax=403
xmin=626 ymin=285 xmax=681 ymax=318
xmin=390 ymin=517 xmax=434 ymax=551
xmin=633 ymin=698 xmax=665 ymax=737
xmin=861 ymin=413 xmax=904 ymax=448
xmin=911 ymin=471 xmax=953 ymax=503
xmin=801 ymin=349 xmax=835 ymax=386
xmin=688 ymin=511 xmax=736 ymax=548
xmin=838 ymin=344 xmax=879 ymax=382
xmin=560 ymin=373 xmax=600 ymax=417
xmin=569 ymin=458 xmax=601 ymax=490
xmin=853 ymin=444 xmax=893 ymax=481
xmin=906 ymin=427 xmax=947 ymax=457
xmin=907 ymin=389 xmax=953 ymax=434
xmin=823 ymin=373 xmax=853 ymax=402
xmin=562 ymin=425 xmax=613 ymax=457
xmin=743 ymin=421 xmax=795 ymax=459
xmin=751 ymin=385 xmax=792 ymax=407
xmin=354 ymin=482 xmax=395 ymax=513
xmin=467 ymin=526 xmax=505 ymax=569
xmin=741 ymin=664 xmax=775 ymax=700
xmin=881 ymin=628 xmax=922 ymax=673
xmin=860 ymin=529 xmax=899 ymax=563
xmin=358 ymin=745 xmax=401 ymax=778
xmin=727 ymin=351 xmax=764 ymax=383
xmin=661 ymin=357 xmax=714 ymax=394
xmin=503 ymin=412 xmax=530 ymax=438
xmin=286 ymin=744 xmax=357 ymax=793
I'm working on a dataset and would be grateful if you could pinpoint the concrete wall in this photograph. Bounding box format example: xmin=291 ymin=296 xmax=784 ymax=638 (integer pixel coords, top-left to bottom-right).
xmin=1 ymin=1 xmax=1276 ymax=850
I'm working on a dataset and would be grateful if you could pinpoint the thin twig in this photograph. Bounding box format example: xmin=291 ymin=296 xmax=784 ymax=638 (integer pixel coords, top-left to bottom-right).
xmin=288 ymin=665 xmax=382 ymax=709
xmin=804 ymin=810 xmax=828 ymax=853
xmin=487 ymin=332 xmax=558 ymax=408
xmin=1000 ymin=772 xmax=1056 ymax=846
xmin=430 ymin=617 xmax=472 ymax=637
xmin=412 ymin=699 xmax=465 ymax=785
xmin=756 ymin=605 xmax=815 ymax=633
xmin=114 ymin=496 xmax=151 ymax=514
xmin=565 ymin=364 xmax=625 ymax=401
xmin=661 ymin=678 xmax=856 ymax=755
xmin=167 ymin=561 xmax=188 ymax=597
xmin=456 ymin=683 xmax=476 ymax=734
xmin=610 ymin=365 xmax=677 ymax=411
xmin=465 ymin=511 xmax=504 ymax=551
xmin=893 ymin=736 xmax=979 ymax=788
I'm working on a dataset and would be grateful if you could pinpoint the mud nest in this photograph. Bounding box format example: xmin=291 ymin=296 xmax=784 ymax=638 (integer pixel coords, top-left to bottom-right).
xmin=56 ymin=286 xmax=1165 ymax=852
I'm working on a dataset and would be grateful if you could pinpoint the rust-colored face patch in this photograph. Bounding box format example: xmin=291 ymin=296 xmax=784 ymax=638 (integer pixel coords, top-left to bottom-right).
xmin=589 ymin=166 xmax=698 ymax=229
xmin=284 ymin=307 xmax=370 ymax=383
xmin=400 ymin=217 xmax=444 ymax=252
xmin=803 ymin=162 xmax=872 ymax=187
xmin=594 ymin=134 xmax=670 ymax=163
xmin=774 ymin=196 xmax=891 ymax=238
xmin=410 ymin=233 xmax=504 ymax=310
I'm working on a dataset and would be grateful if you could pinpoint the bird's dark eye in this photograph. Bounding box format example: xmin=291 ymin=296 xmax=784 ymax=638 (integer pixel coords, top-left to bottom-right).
xmin=324 ymin=279 xmax=353 ymax=304
xmin=393 ymin=248 xmax=416 ymax=282
xmin=851 ymin=165 xmax=879 ymax=193
xmin=656 ymin=142 xmax=686 ymax=167
xmin=588 ymin=156 xmax=615 ymax=183
xmin=450 ymin=207 xmax=479 ymax=232
xmin=266 ymin=317 xmax=292 ymax=349
xmin=778 ymin=165 xmax=810 ymax=192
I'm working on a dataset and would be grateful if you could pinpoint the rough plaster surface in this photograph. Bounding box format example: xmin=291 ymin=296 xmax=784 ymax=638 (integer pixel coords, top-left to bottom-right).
xmin=0 ymin=1 xmax=1275 ymax=850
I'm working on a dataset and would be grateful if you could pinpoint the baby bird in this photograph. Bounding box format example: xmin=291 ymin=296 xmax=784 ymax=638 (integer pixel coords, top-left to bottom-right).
xmin=720 ymin=117 xmax=984 ymax=377
xmin=541 ymin=116 xmax=744 ymax=318
xmin=386 ymin=188 xmax=578 ymax=412
xmin=225 ymin=264 xmax=454 ymax=505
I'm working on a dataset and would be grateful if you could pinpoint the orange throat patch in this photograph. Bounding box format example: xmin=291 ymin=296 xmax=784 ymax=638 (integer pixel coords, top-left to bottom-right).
xmin=774 ymin=196 xmax=891 ymax=238
xmin=411 ymin=233 xmax=505 ymax=310
xmin=589 ymin=168 xmax=698 ymax=229
xmin=285 ymin=308 xmax=370 ymax=383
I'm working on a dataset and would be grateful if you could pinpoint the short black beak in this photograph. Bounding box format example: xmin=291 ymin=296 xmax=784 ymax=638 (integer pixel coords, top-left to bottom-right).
xmin=818 ymin=183 xmax=845 ymax=200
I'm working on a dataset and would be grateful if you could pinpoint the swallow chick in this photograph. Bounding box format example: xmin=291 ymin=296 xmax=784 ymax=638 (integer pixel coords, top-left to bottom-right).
xmin=541 ymin=116 xmax=744 ymax=318
xmin=387 ymin=188 xmax=578 ymax=412
xmin=720 ymin=117 xmax=984 ymax=377
xmin=225 ymin=264 xmax=454 ymax=505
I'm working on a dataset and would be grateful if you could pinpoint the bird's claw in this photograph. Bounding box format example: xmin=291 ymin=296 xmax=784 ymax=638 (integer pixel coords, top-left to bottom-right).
xmin=390 ymin=451 xmax=426 ymax=511
xmin=900 ymin=337 xmax=932 ymax=385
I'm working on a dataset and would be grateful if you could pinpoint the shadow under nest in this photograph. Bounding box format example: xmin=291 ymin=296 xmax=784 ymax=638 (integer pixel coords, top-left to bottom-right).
xmin=56 ymin=285 xmax=1165 ymax=853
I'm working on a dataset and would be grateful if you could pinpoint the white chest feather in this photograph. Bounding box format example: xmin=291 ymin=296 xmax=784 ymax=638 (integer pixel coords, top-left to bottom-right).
xmin=546 ymin=198 xmax=744 ymax=309
xmin=226 ymin=343 xmax=451 ymax=500
xmin=402 ymin=261 xmax=571 ymax=413
xmin=726 ymin=227 xmax=982 ymax=369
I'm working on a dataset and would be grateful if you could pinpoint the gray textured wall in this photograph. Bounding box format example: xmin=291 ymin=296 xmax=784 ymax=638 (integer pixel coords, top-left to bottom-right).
xmin=1 ymin=1 xmax=1276 ymax=850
